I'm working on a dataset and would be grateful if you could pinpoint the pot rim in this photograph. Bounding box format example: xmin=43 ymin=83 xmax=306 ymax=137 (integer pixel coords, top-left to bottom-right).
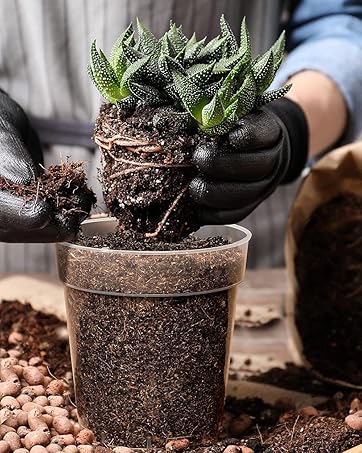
xmin=59 ymin=217 xmax=252 ymax=256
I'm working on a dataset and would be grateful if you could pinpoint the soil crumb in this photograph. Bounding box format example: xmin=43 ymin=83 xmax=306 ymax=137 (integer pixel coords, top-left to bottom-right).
xmin=0 ymin=161 xmax=96 ymax=227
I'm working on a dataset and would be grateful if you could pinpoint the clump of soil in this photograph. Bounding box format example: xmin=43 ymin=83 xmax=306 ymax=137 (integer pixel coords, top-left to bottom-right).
xmin=1 ymin=300 xmax=362 ymax=452
xmin=295 ymin=193 xmax=362 ymax=385
xmin=260 ymin=415 xmax=362 ymax=452
xmin=94 ymin=103 xmax=214 ymax=242
xmin=0 ymin=161 xmax=96 ymax=229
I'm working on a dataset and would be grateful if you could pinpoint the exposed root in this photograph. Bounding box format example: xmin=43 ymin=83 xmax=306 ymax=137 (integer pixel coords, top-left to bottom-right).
xmin=145 ymin=185 xmax=189 ymax=238
xmin=94 ymin=134 xmax=163 ymax=154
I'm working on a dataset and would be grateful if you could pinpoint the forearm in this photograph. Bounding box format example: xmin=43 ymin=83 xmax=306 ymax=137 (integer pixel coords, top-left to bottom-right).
xmin=286 ymin=70 xmax=348 ymax=157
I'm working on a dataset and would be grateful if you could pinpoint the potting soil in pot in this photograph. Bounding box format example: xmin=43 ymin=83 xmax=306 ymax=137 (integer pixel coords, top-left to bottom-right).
xmin=1 ymin=300 xmax=362 ymax=453
xmin=295 ymin=193 xmax=362 ymax=385
xmin=64 ymin=234 xmax=240 ymax=447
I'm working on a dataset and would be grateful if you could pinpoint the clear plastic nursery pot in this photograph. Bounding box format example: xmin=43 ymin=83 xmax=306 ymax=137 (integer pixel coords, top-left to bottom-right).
xmin=56 ymin=218 xmax=251 ymax=448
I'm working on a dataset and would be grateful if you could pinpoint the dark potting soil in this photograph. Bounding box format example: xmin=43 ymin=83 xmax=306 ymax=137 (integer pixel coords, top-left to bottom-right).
xmin=1 ymin=300 xmax=362 ymax=452
xmin=295 ymin=193 xmax=362 ymax=385
xmin=94 ymin=103 xmax=215 ymax=242
xmin=0 ymin=161 xmax=96 ymax=228
xmin=76 ymin=230 xmax=228 ymax=251
xmin=67 ymin=288 xmax=232 ymax=447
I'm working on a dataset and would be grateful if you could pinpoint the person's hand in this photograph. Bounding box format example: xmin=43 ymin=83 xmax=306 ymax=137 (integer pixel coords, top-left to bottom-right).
xmin=0 ymin=90 xmax=91 ymax=242
xmin=189 ymin=97 xmax=309 ymax=224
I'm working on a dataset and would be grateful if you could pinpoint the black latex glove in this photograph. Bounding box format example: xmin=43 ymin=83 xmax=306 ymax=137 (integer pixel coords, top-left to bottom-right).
xmin=190 ymin=97 xmax=309 ymax=224
xmin=0 ymin=90 xmax=90 ymax=242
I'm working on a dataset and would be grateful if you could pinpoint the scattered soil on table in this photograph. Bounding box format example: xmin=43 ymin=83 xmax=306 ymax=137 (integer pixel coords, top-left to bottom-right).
xmin=94 ymin=103 xmax=215 ymax=241
xmin=0 ymin=161 xmax=96 ymax=229
xmin=295 ymin=193 xmax=362 ymax=385
xmin=248 ymin=363 xmax=341 ymax=396
xmin=1 ymin=300 xmax=362 ymax=452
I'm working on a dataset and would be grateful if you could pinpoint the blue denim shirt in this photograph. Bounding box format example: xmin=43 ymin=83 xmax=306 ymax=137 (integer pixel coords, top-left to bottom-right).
xmin=273 ymin=0 xmax=362 ymax=142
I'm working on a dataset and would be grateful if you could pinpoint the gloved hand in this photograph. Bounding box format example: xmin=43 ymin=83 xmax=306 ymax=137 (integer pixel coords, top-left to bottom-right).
xmin=190 ymin=97 xmax=309 ymax=224
xmin=0 ymin=90 xmax=91 ymax=242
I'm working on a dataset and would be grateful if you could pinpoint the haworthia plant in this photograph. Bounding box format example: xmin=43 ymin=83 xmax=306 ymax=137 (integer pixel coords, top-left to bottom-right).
xmin=88 ymin=15 xmax=291 ymax=135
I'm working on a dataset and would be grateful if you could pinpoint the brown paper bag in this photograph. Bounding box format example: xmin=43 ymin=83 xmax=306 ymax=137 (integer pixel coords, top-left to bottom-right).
xmin=285 ymin=142 xmax=362 ymax=388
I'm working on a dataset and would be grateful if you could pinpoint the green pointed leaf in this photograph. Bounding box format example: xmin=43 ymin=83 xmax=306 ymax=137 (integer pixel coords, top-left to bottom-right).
xmin=172 ymin=70 xmax=208 ymax=122
xmin=239 ymin=17 xmax=251 ymax=60
xmin=89 ymin=41 xmax=123 ymax=103
xmin=164 ymin=83 xmax=179 ymax=101
xmin=271 ymin=31 xmax=286 ymax=70
xmin=231 ymin=72 xmax=257 ymax=117
xmin=122 ymin=43 xmax=144 ymax=63
xmin=204 ymin=79 xmax=223 ymax=98
xmin=198 ymin=36 xmax=227 ymax=62
xmin=129 ymin=82 xmax=165 ymax=105
xmin=218 ymin=57 xmax=248 ymax=104
xmin=220 ymin=15 xmax=238 ymax=56
xmin=168 ymin=23 xmax=188 ymax=53
xmin=120 ymin=55 xmax=150 ymax=92
xmin=189 ymin=61 xmax=215 ymax=86
xmin=165 ymin=55 xmax=186 ymax=74
xmin=136 ymin=18 xmax=159 ymax=55
xmin=224 ymin=99 xmax=239 ymax=120
xmin=109 ymin=23 xmax=133 ymax=80
xmin=184 ymin=35 xmax=206 ymax=65
xmin=201 ymin=92 xmax=225 ymax=127
xmin=256 ymin=84 xmax=292 ymax=107
xmin=201 ymin=116 xmax=236 ymax=135
xmin=253 ymin=49 xmax=274 ymax=94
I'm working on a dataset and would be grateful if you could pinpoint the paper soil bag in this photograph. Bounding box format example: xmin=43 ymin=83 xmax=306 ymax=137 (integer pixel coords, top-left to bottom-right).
xmin=285 ymin=143 xmax=362 ymax=388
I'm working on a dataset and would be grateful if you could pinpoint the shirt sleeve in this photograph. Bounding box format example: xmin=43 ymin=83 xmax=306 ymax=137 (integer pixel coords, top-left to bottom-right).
xmin=271 ymin=0 xmax=362 ymax=142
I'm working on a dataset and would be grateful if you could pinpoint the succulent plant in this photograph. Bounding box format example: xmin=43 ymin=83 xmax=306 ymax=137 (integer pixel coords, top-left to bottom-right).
xmin=88 ymin=16 xmax=291 ymax=135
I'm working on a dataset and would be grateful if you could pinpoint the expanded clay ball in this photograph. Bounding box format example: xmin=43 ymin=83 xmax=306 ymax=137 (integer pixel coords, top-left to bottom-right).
xmin=77 ymin=446 xmax=93 ymax=453
xmin=75 ymin=430 xmax=93 ymax=445
xmin=27 ymin=409 xmax=49 ymax=432
xmin=30 ymin=446 xmax=48 ymax=453
xmin=3 ymin=431 xmax=22 ymax=450
xmin=63 ymin=446 xmax=78 ymax=453
xmin=28 ymin=359 xmax=42 ymax=368
xmin=8 ymin=333 xmax=24 ymax=345
xmin=13 ymin=449 xmax=29 ymax=453
xmin=21 ymin=387 xmax=45 ymax=398
xmin=1 ymin=397 xmax=21 ymax=410
xmin=17 ymin=426 xmax=31 ymax=438
xmin=23 ymin=431 xmax=51 ymax=449
xmin=23 ymin=369 xmax=44 ymax=387
xmin=46 ymin=445 xmax=61 ymax=453
xmin=32 ymin=398 xmax=48 ymax=408
xmin=47 ymin=398 xmax=63 ymax=408
xmin=52 ymin=417 xmax=73 ymax=435
xmin=45 ymin=382 xmax=64 ymax=397
xmin=345 ymin=410 xmax=362 ymax=431
xmin=0 ymin=440 xmax=10 ymax=453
